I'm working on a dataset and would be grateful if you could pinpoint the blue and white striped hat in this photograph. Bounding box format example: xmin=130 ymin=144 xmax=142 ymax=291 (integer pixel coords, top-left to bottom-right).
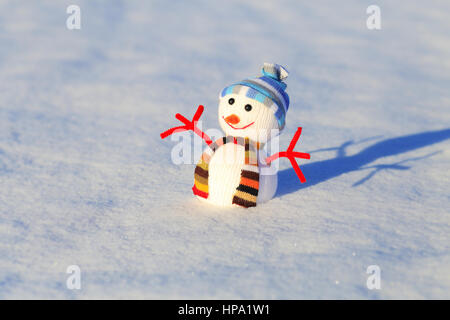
xmin=220 ymin=63 xmax=290 ymax=129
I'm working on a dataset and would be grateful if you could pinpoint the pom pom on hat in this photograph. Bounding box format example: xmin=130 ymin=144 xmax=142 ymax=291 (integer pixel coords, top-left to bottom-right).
xmin=262 ymin=63 xmax=289 ymax=83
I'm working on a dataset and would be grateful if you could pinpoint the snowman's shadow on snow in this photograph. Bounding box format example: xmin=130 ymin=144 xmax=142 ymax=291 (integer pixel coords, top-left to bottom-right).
xmin=276 ymin=128 xmax=450 ymax=197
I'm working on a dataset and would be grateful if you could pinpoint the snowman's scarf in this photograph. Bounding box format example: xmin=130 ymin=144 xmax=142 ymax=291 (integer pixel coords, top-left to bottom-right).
xmin=192 ymin=136 xmax=259 ymax=208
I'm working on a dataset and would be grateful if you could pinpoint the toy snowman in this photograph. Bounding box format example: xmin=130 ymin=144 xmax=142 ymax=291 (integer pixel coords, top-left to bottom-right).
xmin=161 ymin=63 xmax=310 ymax=208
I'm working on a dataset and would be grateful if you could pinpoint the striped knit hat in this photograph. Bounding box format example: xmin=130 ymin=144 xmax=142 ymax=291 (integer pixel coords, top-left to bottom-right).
xmin=220 ymin=63 xmax=290 ymax=130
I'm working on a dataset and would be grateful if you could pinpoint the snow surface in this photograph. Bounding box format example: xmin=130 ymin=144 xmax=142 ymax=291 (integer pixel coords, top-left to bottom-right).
xmin=0 ymin=0 xmax=449 ymax=299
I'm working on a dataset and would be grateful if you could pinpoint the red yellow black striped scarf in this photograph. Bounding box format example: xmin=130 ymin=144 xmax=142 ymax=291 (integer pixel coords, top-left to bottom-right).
xmin=192 ymin=136 xmax=259 ymax=208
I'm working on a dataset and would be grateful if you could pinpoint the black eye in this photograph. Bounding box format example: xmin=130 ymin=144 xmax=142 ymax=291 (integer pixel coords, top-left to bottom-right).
xmin=228 ymin=98 xmax=235 ymax=105
xmin=244 ymin=104 xmax=252 ymax=112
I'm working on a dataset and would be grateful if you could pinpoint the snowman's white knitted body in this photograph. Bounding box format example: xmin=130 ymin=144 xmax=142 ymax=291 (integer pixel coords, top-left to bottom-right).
xmin=196 ymin=93 xmax=280 ymax=207
xmin=198 ymin=144 xmax=277 ymax=206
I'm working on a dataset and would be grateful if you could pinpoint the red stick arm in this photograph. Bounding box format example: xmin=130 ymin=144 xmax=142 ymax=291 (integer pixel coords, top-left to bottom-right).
xmin=160 ymin=105 xmax=212 ymax=145
xmin=266 ymin=127 xmax=310 ymax=183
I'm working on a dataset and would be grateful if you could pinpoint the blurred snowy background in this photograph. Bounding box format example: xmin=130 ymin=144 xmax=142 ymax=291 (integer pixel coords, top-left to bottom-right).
xmin=0 ymin=0 xmax=449 ymax=299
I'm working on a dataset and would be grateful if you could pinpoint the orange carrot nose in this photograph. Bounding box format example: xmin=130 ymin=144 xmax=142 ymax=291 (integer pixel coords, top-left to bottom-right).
xmin=224 ymin=114 xmax=240 ymax=125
